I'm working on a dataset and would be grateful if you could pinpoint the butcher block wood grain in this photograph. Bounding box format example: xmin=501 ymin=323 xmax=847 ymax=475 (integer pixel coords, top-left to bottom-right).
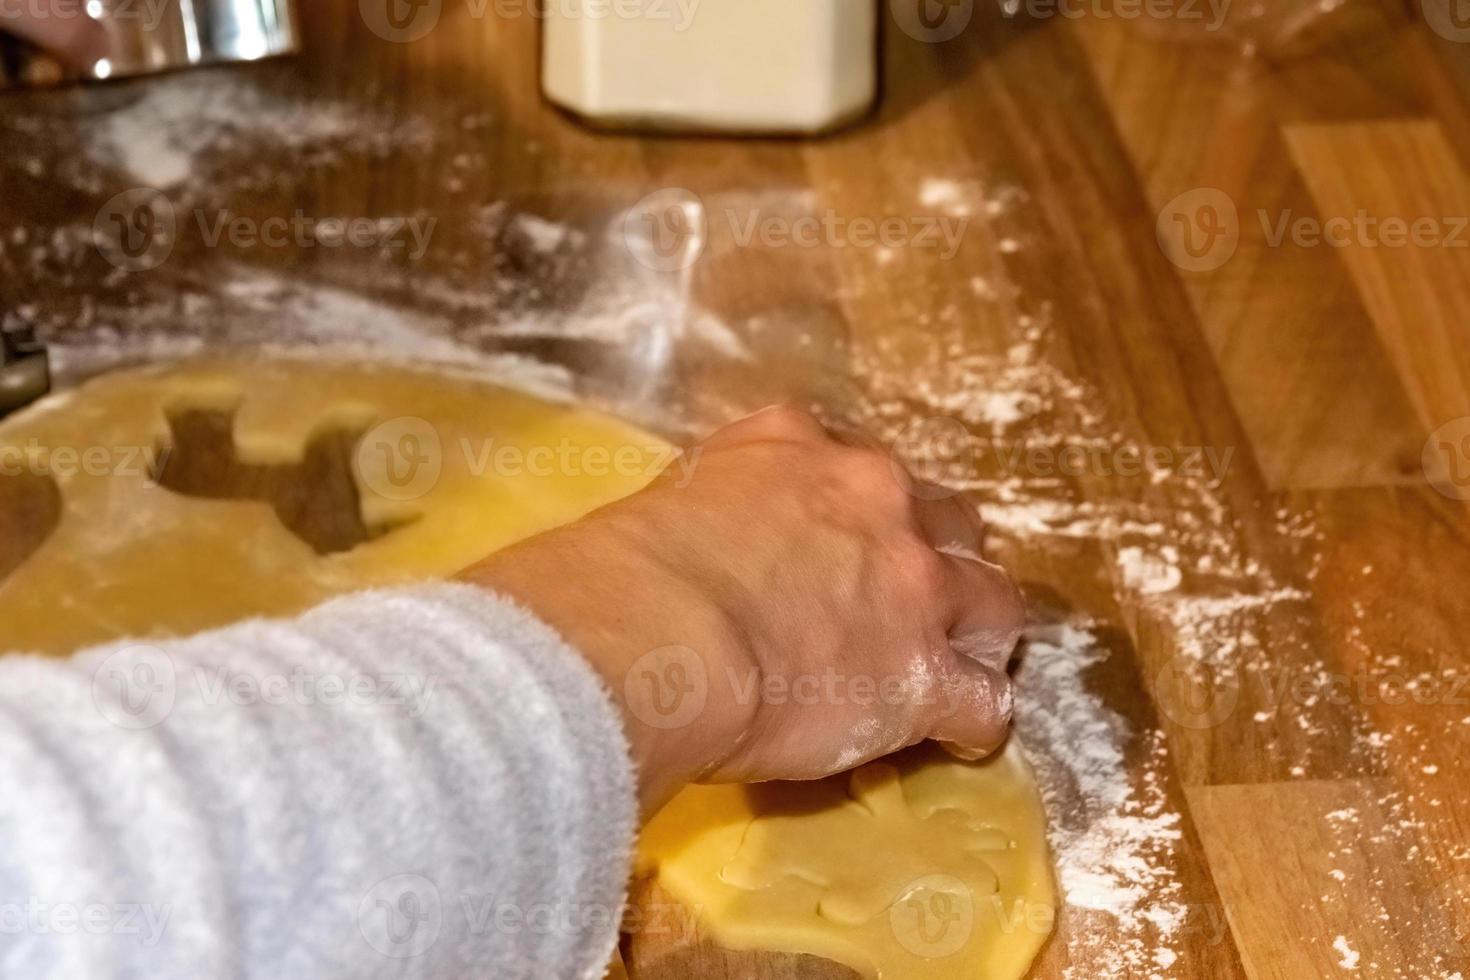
xmin=2 ymin=0 xmax=1470 ymax=977
xmin=1187 ymin=779 xmax=1449 ymax=978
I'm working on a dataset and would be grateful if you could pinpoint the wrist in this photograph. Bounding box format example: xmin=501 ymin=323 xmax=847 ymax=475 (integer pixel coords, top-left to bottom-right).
xmin=461 ymin=519 xmax=751 ymax=815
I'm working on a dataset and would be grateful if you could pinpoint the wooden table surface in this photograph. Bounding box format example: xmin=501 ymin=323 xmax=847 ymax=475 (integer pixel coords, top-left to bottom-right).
xmin=3 ymin=1 xmax=1470 ymax=977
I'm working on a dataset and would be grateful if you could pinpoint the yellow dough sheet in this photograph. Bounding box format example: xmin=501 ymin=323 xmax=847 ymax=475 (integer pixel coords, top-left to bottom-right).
xmin=0 ymin=357 xmax=1055 ymax=979
xmin=640 ymin=741 xmax=1055 ymax=979
xmin=0 ymin=357 xmax=665 ymax=654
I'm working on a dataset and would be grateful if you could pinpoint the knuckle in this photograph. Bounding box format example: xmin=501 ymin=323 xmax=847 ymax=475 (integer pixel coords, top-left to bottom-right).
xmin=764 ymin=403 xmax=822 ymax=435
xmin=842 ymin=446 xmax=910 ymax=499
xmin=898 ymin=544 xmax=950 ymax=601
xmin=996 ymin=574 xmax=1027 ymax=630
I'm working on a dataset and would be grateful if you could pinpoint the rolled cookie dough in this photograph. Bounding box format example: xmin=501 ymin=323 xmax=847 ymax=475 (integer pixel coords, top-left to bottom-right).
xmin=0 ymin=358 xmax=665 ymax=654
xmin=639 ymin=743 xmax=1055 ymax=979
xmin=0 ymin=358 xmax=1055 ymax=979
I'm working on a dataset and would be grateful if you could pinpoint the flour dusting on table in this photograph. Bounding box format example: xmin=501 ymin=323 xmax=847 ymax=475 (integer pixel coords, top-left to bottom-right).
xmin=1016 ymin=624 xmax=1186 ymax=977
xmin=840 ymin=173 xmax=1461 ymax=973
xmin=84 ymin=73 xmax=433 ymax=187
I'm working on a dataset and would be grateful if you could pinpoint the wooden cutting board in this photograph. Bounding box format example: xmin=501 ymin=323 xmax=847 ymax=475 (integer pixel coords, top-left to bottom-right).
xmin=3 ymin=0 xmax=1469 ymax=975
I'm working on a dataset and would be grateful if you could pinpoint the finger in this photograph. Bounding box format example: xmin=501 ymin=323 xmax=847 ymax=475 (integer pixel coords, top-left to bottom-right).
xmin=941 ymin=552 xmax=1025 ymax=672
xmin=929 ymin=659 xmax=1013 ymax=761
xmin=701 ymin=403 xmax=830 ymax=451
xmin=914 ymin=495 xmax=985 ymax=554
xmin=4 ymin=8 xmax=110 ymax=70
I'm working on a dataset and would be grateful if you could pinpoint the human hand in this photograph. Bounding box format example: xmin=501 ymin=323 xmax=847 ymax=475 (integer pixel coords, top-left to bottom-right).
xmin=1 ymin=2 xmax=109 ymax=71
xmin=463 ymin=406 xmax=1024 ymax=814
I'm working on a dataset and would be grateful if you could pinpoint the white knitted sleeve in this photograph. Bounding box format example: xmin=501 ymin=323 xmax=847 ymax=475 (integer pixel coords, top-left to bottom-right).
xmin=0 ymin=583 xmax=638 ymax=980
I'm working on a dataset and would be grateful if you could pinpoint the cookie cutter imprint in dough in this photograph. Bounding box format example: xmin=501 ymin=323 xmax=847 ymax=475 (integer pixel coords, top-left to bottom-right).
xmin=0 ymin=358 xmax=1057 ymax=979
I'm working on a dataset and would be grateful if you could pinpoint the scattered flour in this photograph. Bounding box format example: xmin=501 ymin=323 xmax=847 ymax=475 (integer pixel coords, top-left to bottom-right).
xmin=1334 ymin=935 xmax=1361 ymax=970
xmin=82 ymin=73 xmax=431 ymax=187
xmin=844 ymin=197 xmax=1370 ymax=974
xmin=2 ymin=65 xmax=748 ymax=428
xmin=512 ymin=214 xmax=586 ymax=254
xmin=1118 ymin=545 xmax=1184 ymax=595
xmin=1016 ymin=624 xmax=1186 ymax=977
xmin=918 ymin=177 xmax=978 ymax=218
xmin=918 ymin=177 xmax=1028 ymax=222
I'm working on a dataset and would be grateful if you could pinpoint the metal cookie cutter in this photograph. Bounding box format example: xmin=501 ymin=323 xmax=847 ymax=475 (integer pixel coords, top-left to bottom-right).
xmin=0 ymin=322 xmax=50 ymax=418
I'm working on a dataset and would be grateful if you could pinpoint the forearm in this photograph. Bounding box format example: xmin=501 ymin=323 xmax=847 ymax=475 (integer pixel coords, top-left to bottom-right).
xmin=461 ymin=509 xmax=753 ymax=817
xmin=0 ymin=584 xmax=635 ymax=980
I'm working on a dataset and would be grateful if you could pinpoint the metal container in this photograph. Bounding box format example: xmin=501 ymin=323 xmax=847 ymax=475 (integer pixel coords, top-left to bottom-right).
xmin=88 ymin=0 xmax=299 ymax=79
xmin=0 ymin=322 xmax=50 ymax=418
xmin=1 ymin=0 xmax=299 ymax=87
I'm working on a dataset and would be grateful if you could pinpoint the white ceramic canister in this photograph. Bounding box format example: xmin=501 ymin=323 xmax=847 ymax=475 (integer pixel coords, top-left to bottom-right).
xmin=542 ymin=0 xmax=880 ymax=135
